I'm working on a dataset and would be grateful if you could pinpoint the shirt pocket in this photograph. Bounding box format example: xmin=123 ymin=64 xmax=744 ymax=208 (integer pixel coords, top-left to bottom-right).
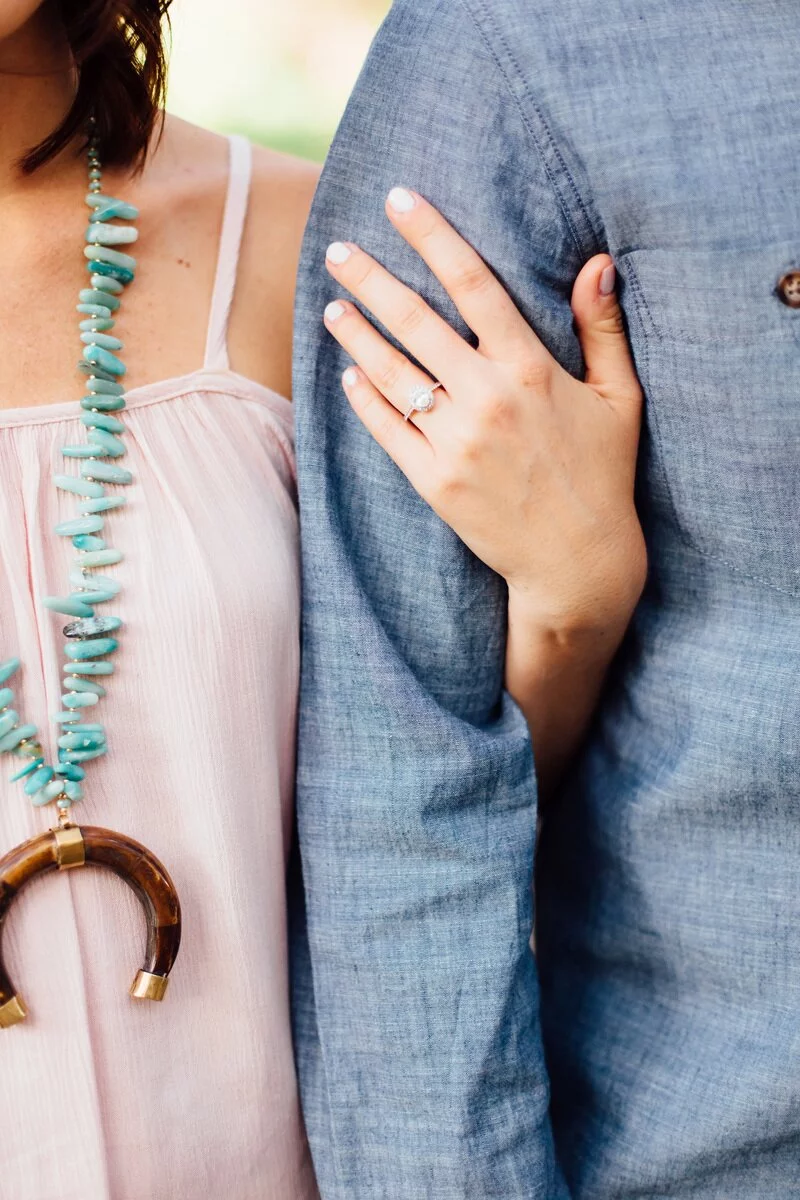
xmin=621 ymin=245 xmax=800 ymax=595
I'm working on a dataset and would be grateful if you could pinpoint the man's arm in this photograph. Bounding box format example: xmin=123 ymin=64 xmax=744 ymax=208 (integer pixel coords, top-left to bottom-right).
xmin=292 ymin=1 xmax=597 ymax=1194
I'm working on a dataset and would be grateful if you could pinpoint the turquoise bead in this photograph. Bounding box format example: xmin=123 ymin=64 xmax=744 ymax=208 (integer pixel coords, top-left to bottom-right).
xmin=80 ymin=318 xmax=115 ymax=333
xmin=84 ymin=244 xmax=136 ymax=271
xmin=75 ymin=588 xmax=118 ymax=607
xmin=59 ymin=731 xmax=105 ymax=750
xmin=52 ymin=711 xmax=81 ymax=723
xmin=65 ymin=724 xmax=103 ymax=734
xmin=80 ymin=461 xmax=132 ymax=486
xmin=86 ymin=222 xmax=138 ymax=246
xmin=87 ymin=260 xmax=135 ymax=286
xmin=72 ymin=534 xmax=106 ymax=551
xmin=81 ymin=412 xmax=125 ymax=434
xmin=91 ymin=200 xmax=139 ymax=222
xmin=62 ymin=677 xmax=107 ymax=696
xmin=85 ymin=192 xmax=116 ymax=208
xmin=53 ymin=474 xmax=104 ymax=499
xmin=80 ymin=332 xmax=123 ymax=352
xmin=81 ymin=395 xmax=126 ymax=412
xmin=62 ymin=692 xmax=100 ymax=709
xmin=88 ymin=168 xmax=101 ymax=179
xmin=24 ymin=765 xmax=54 ymax=795
xmin=77 ymin=496 xmax=126 ymax=514
xmin=9 ymin=757 xmax=44 ymax=782
xmin=87 ymin=430 xmax=125 ymax=458
xmin=54 ymin=515 xmax=104 ymax=537
xmin=64 ymin=637 xmax=119 ymax=660
xmin=79 ymin=288 xmax=120 ymax=312
xmin=0 ymin=711 xmax=19 ymax=738
xmin=64 ymin=781 xmax=84 ymax=802
xmin=0 ymin=658 xmax=21 ymax=685
xmin=64 ymin=616 xmax=121 ymax=638
xmin=70 ymin=569 xmax=119 ymax=594
xmin=79 ymin=365 xmax=117 ymax=384
xmin=77 ymin=303 xmax=113 ymax=319
xmin=90 ymin=273 xmax=124 ymax=294
xmin=61 ymin=445 xmax=104 ymax=459
xmin=83 ymin=345 xmax=125 ymax=376
xmin=0 ymin=723 xmax=37 ymax=752
xmin=34 ymin=779 xmax=66 ymax=807
xmin=87 ymin=378 xmax=124 ymax=396
xmin=61 ymin=746 xmax=107 ymax=763
xmin=0 ymin=688 xmax=13 ymax=708
xmin=72 ymin=549 xmax=123 ymax=570
xmin=54 ymin=763 xmax=85 ymax=780
xmin=62 ymin=660 xmax=114 ymax=676
xmin=42 ymin=596 xmax=95 ymax=618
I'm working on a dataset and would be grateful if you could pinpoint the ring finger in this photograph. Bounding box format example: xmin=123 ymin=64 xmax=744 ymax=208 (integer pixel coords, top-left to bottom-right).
xmin=323 ymin=299 xmax=450 ymax=431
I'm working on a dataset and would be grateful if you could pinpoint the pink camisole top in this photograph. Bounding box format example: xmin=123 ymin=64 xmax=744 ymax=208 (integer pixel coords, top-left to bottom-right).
xmin=0 ymin=136 xmax=318 ymax=1200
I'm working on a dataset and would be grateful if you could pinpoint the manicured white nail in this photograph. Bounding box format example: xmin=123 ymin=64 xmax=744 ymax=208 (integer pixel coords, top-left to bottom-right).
xmin=387 ymin=187 xmax=417 ymax=213
xmin=327 ymin=242 xmax=352 ymax=265
xmin=325 ymin=301 xmax=346 ymax=322
xmin=342 ymin=368 xmax=359 ymax=388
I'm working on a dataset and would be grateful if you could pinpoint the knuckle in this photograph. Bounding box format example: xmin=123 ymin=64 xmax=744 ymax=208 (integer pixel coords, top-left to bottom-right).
xmin=396 ymin=295 xmax=428 ymax=338
xmin=450 ymin=256 xmax=491 ymax=296
xmin=514 ymin=356 xmax=553 ymax=394
xmin=376 ymin=354 xmax=405 ymax=394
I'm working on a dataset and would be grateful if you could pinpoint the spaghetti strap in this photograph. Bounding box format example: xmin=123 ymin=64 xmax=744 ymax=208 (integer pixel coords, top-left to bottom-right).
xmin=203 ymin=135 xmax=253 ymax=372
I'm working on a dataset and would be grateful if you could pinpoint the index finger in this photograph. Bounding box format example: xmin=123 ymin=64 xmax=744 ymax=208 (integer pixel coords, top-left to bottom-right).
xmin=385 ymin=188 xmax=540 ymax=361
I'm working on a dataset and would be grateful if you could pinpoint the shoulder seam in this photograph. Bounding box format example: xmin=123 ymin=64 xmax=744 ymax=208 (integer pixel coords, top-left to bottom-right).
xmin=457 ymin=0 xmax=602 ymax=260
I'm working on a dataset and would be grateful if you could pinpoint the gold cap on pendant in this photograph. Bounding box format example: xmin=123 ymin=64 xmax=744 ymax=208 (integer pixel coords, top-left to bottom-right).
xmin=130 ymin=971 xmax=169 ymax=1002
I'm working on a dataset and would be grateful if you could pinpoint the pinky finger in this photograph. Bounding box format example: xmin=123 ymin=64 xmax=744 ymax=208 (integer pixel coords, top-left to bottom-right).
xmin=341 ymin=366 xmax=433 ymax=484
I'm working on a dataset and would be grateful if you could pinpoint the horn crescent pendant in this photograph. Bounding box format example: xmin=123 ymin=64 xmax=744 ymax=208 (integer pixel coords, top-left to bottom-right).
xmin=0 ymin=825 xmax=181 ymax=1028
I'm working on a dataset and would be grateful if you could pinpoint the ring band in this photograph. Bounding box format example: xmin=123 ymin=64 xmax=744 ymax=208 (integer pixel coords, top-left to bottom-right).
xmin=404 ymin=382 xmax=444 ymax=421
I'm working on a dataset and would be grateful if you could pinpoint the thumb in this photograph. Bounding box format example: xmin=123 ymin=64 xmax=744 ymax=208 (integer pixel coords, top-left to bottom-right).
xmin=571 ymin=254 xmax=641 ymax=414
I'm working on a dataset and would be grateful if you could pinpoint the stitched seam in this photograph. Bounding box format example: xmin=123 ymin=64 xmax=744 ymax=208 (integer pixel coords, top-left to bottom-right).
xmin=459 ymin=0 xmax=602 ymax=261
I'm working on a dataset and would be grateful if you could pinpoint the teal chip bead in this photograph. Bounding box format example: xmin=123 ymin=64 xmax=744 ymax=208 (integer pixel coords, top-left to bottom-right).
xmin=87 ymin=260 xmax=135 ymax=286
xmin=89 ymin=273 xmax=124 ymax=294
xmin=61 ymin=677 xmax=107 ymax=696
xmin=61 ymin=746 xmax=107 ymax=763
xmin=87 ymin=428 xmax=126 ymax=458
xmin=62 ymin=660 xmax=114 ymax=676
xmin=0 ymin=658 xmax=21 ymax=685
xmin=33 ymin=779 xmax=67 ymax=807
xmin=53 ymin=474 xmax=105 ymax=499
xmin=86 ymin=222 xmax=139 ymax=246
xmin=63 ymin=616 xmax=121 ymax=638
xmin=77 ymin=303 xmax=113 ymax=320
xmin=70 ymin=569 xmax=119 ymax=595
xmin=85 ymin=192 xmax=116 ymax=208
xmin=59 ymin=731 xmax=105 ymax=750
xmin=62 ymin=692 xmax=100 ymax=709
xmin=81 ymin=412 xmax=125 ymax=434
xmin=42 ymin=596 xmax=95 ymax=618
xmin=81 ymin=395 xmax=126 ymax=413
xmin=79 ymin=288 xmax=121 ymax=312
xmin=83 ymin=244 xmax=136 ymax=272
xmin=80 ymin=318 xmax=115 ymax=333
xmin=61 ymin=445 xmax=105 ymax=459
xmin=80 ymin=461 xmax=132 ymax=486
xmin=24 ymin=764 xmax=54 ymax=796
xmin=82 ymin=344 xmax=125 ymax=376
xmin=54 ymin=763 xmax=85 ymax=781
xmin=64 ymin=780 xmax=84 ymax=802
xmin=86 ymin=378 xmax=124 ymax=396
xmin=0 ymin=688 xmax=13 ymax=709
xmin=0 ymin=711 xmax=19 ymax=739
xmin=54 ymin=515 xmax=104 ymax=537
xmin=79 ymin=288 xmax=121 ymax=311
xmin=80 ymin=333 xmax=123 ymax=352
xmin=72 ymin=549 xmax=123 ymax=569
xmin=91 ymin=200 xmax=140 ymax=222
xmin=0 ymin=723 xmax=38 ymax=753
xmin=64 ymin=637 xmax=119 ymax=660
xmin=77 ymin=496 xmax=126 ymax=514
xmin=72 ymin=534 xmax=106 ymax=551
xmin=9 ymin=756 xmax=44 ymax=783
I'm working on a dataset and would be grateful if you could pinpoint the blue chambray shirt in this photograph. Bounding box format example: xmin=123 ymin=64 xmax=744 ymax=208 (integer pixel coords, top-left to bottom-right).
xmin=291 ymin=1 xmax=800 ymax=1195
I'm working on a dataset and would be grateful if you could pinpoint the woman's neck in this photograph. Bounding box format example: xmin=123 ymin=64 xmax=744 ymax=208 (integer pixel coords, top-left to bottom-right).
xmin=0 ymin=6 xmax=76 ymax=198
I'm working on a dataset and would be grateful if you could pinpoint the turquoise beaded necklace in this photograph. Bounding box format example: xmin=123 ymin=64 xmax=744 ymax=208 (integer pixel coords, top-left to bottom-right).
xmin=0 ymin=123 xmax=135 ymax=814
xmin=0 ymin=122 xmax=182 ymax=1028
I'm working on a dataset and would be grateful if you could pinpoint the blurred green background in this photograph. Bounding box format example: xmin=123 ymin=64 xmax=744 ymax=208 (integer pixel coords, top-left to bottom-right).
xmin=166 ymin=0 xmax=391 ymax=163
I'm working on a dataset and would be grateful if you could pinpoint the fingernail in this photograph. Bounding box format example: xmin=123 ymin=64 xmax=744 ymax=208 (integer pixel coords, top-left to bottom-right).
xmin=599 ymin=263 xmax=616 ymax=296
xmin=327 ymin=242 xmax=352 ymax=265
xmin=342 ymin=367 xmax=359 ymax=388
xmin=325 ymin=301 xmax=346 ymax=323
xmin=387 ymin=187 xmax=417 ymax=214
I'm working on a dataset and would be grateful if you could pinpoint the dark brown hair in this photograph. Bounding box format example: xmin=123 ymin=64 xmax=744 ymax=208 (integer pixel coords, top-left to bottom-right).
xmin=23 ymin=0 xmax=172 ymax=174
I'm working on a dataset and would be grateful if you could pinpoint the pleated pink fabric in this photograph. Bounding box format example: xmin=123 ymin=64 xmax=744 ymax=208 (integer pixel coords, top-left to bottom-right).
xmin=0 ymin=137 xmax=318 ymax=1199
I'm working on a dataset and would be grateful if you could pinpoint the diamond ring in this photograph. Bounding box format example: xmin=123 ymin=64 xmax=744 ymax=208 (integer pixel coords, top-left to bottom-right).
xmin=403 ymin=382 xmax=444 ymax=421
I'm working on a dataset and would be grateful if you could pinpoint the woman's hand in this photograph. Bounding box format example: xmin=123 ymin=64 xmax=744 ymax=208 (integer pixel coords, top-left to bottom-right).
xmin=323 ymin=188 xmax=647 ymax=788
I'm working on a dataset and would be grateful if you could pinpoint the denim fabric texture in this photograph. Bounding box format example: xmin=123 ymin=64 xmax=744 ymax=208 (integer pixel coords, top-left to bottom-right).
xmin=292 ymin=1 xmax=800 ymax=1196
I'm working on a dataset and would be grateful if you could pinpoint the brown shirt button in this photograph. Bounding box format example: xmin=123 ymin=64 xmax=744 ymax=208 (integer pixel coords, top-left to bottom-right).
xmin=777 ymin=271 xmax=800 ymax=308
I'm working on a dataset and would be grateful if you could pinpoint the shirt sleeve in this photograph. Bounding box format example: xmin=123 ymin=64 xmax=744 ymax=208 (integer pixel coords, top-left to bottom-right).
xmin=291 ymin=1 xmax=589 ymax=1195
